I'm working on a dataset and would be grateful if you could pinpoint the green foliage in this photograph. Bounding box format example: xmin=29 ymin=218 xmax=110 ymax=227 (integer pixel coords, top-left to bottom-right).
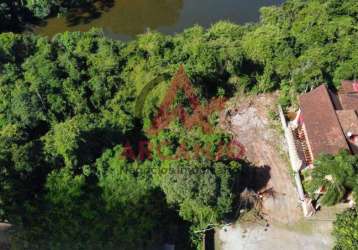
xmin=0 ymin=28 xmax=245 ymax=248
xmin=10 ymin=147 xmax=176 ymax=250
xmin=149 ymin=120 xmax=231 ymax=162
xmin=45 ymin=167 xmax=85 ymax=206
xmin=25 ymin=0 xmax=57 ymax=18
xmin=251 ymin=0 xmax=358 ymax=97
xmin=304 ymin=150 xmax=358 ymax=206
xmin=333 ymin=208 xmax=358 ymax=250
xmin=159 ymin=160 xmax=241 ymax=230
xmin=0 ymin=0 xmax=92 ymax=32
xmin=1 ymin=0 xmax=358 ymax=248
xmin=96 ymin=146 xmax=153 ymax=208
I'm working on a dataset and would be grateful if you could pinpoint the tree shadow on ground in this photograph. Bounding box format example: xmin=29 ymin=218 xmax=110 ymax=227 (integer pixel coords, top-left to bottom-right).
xmin=227 ymin=161 xmax=271 ymax=220
xmin=239 ymin=162 xmax=271 ymax=193
xmin=247 ymin=165 xmax=271 ymax=192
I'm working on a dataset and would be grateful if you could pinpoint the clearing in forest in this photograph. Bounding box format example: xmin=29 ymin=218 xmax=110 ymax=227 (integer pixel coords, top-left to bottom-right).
xmin=217 ymin=93 xmax=342 ymax=250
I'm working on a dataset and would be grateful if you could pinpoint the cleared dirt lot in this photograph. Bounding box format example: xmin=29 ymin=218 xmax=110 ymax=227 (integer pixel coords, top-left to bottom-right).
xmin=217 ymin=93 xmax=344 ymax=250
xmin=223 ymin=93 xmax=302 ymax=224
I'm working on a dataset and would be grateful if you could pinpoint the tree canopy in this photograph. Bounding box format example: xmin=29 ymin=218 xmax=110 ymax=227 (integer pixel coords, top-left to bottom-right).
xmin=0 ymin=29 xmax=246 ymax=249
xmin=1 ymin=0 xmax=358 ymax=249
xmin=333 ymin=208 xmax=358 ymax=250
xmin=303 ymin=150 xmax=358 ymax=206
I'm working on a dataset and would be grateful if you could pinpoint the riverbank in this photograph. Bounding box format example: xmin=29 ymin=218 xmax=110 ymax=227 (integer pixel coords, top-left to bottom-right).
xmin=33 ymin=0 xmax=284 ymax=39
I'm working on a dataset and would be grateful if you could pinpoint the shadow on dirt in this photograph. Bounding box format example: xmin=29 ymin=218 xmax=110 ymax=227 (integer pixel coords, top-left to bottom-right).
xmin=240 ymin=163 xmax=271 ymax=193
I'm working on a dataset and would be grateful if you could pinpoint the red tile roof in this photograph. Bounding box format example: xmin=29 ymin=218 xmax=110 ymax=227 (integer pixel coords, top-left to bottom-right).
xmin=336 ymin=110 xmax=358 ymax=154
xmin=338 ymin=80 xmax=358 ymax=110
xmin=339 ymin=94 xmax=358 ymax=110
xmin=340 ymin=80 xmax=358 ymax=94
xmin=299 ymin=85 xmax=350 ymax=159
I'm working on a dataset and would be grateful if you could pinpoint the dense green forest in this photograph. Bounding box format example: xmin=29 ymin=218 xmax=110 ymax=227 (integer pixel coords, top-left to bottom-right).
xmin=0 ymin=0 xmax=358 ymax=249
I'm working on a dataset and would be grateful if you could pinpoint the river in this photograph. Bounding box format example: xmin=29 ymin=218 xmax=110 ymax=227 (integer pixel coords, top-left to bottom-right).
xmin=34 ymin=0 xmax=284 ymax=40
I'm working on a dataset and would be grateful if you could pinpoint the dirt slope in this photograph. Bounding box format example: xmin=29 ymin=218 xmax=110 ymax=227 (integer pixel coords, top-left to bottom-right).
xmin=223 ymin=93 xmax=301 ymax=224
xmin=217 ymin=93 xmax=339 ymax=250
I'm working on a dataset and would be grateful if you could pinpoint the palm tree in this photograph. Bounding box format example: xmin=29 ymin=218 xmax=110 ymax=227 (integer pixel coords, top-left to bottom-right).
xmin=304 ymin=150 xmax=358 ymax=206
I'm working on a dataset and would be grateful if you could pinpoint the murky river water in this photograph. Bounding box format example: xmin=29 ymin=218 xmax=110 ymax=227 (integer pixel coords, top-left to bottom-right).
xmin=35 ymin=0 xmax=284 ymax=40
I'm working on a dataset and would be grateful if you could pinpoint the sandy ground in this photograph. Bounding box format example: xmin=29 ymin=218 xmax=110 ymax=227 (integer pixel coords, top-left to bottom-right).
xmin=217 ymin=203 xmax=347 ymax=250
xmin=217 ymin=93 xmax=343 ymax=250
xmin=217 ymin=221 xmax=333 ymax=250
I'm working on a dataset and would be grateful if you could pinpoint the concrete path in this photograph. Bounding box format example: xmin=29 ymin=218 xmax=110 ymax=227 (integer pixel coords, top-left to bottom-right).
xmin=218 ymin=222 xmax=333 ymax=250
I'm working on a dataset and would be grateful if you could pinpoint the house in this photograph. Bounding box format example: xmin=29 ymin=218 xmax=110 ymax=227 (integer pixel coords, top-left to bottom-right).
xmin=278 ymin=80 xmax=358 ymax=216
xmin=291 ymin=81 xmax=358 ymax=168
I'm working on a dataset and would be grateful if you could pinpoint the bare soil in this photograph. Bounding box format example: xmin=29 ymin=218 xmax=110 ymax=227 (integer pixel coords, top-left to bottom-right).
xmin=222 ymin=93 xmax=301 ymax=224
xmin=217 ymin=93 xmax=343 ymax=250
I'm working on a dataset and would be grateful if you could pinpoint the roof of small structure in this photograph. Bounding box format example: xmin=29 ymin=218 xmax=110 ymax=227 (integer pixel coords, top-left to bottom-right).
xmin=336 ymin=110 xmax=358 ymax=154
xmin=338 ymin=80 xmax=358 ymax=110
xmin=299 ymin=85 xmax=350 ymax=158
xmin=340 ymin=80 xmax=358 ymax=94
xmin=339 ymin=94 xmax=358 ymax=110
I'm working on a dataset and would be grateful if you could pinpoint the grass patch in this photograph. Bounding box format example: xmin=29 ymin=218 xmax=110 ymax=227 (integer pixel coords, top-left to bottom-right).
xmin=267 ymin=106 xmax=296 ymax=183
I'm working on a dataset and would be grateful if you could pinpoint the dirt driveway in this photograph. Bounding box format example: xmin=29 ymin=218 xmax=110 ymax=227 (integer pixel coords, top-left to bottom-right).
xmin=223 ymin=93 xmax=301 ymax=224
xmin=217 ymin=93 xmax=342 ymax=250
